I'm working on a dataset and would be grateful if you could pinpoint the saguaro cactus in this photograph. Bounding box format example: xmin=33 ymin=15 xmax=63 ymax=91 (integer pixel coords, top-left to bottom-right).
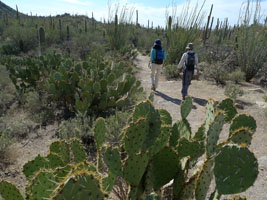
xmin=39 ymin=27 xmax=45 ymax=56
xmin=66 ymin=25 xmax=70 ymax=41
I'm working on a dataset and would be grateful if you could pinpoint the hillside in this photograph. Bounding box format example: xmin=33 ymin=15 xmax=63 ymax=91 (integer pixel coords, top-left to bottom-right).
xmin=0 ymin=1 xmax=23 ymax=17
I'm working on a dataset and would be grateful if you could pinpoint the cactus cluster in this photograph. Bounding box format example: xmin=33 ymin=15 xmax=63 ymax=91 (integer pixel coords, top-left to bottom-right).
xmin=0 ymin=97 xmax=258 ymax=200
xmin=3 ymin=53 xmax=142 ymax=114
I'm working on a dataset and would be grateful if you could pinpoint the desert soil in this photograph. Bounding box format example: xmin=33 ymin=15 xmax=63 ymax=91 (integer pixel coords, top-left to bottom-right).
xmin=0 ymin=53 xmax=266 ymax=200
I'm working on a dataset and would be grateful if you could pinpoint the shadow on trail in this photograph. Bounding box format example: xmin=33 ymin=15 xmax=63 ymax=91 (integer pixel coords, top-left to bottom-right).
xmin=192 ymin=97 xmax=208 ymax=107
xmin=155 ymin=91 xmax=197 ymax=109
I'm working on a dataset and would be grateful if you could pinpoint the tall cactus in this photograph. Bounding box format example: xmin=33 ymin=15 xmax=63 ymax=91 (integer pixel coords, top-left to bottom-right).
xmin=66 ymin=25 xmax=70 ymax=41
xmin=39 ymin=27 xmax=45 ymax=56
xmin=136 ymin=10 xmax=138 ymax=26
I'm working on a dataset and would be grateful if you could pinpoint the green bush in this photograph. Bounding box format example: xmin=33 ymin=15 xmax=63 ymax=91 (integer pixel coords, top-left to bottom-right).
xmin=2 ymin=25 xmax=38 ymax=53
xmin=224 ymin=83 xmax=244 ymax=101
xmin=163 ymin=64 xmax=179 ymax=79
xmin=59 ymin=112 xmax=95 ymax=140
xmin=263 ymin=94 xmax=267 ymax=103
xmin=228 ymin=70 xmax=245 ymax=83
xmin=203 ymin=62 xmax=229 ymax=85
xmin=105 ymin=111 xmax=130 ymax=143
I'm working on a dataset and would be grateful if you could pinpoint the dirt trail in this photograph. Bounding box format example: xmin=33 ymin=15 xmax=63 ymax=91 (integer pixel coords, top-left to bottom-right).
xmin=134 ymin=53 xmax=267 ymax=199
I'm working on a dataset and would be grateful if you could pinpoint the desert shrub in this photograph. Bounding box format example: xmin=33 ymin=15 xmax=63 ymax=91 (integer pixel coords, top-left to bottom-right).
xmin=59 ymin=112 xmax=95 ymax=140
xmin=228 ymin=69 xmax=245 ymax=83
xmin=105 ymin=111 xmax=130 ymax=144
xmin=2 ymin=25 xmax=38 ymax=53
xmin=224 ymin=83 xmax=244 ymax=101
xmin=203 ymin=62 xmax=229 ymax=85
xmin=264 ymin=108 xmax=267 ymax=118
xmin=163 ymin=64 xmax=179 ymax=79
xmin=0 ymin=65 xmax=16 ymax=115
xmin=263 ymin=94 xmax=267 ymax=103
xmin=23 ymin=91 xmax=56 ymax=124
xmin=0 ymin=122 xmax=14 ymax=154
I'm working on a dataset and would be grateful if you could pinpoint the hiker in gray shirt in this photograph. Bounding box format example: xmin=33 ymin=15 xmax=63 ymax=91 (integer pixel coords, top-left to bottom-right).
xmin=177 ymin=43 xmax=199 ymax=100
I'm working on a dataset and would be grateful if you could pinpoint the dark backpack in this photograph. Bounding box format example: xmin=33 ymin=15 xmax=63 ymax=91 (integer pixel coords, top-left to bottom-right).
xmin=186 ymin=52 xmax=195 ymax=71
xmin=154 ymin=49 xmax=164 ymax=64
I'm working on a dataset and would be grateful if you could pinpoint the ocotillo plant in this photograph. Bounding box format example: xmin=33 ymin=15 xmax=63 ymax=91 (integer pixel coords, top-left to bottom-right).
xmin=203 ymin=4 xmax=213 ymax=45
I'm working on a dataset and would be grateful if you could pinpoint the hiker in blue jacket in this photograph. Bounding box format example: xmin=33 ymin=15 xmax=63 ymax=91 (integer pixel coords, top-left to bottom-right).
xmin=177 ymin=43 xmax=199 ymax=100
xmin=149 ymin=39 xmax=166 ymax=91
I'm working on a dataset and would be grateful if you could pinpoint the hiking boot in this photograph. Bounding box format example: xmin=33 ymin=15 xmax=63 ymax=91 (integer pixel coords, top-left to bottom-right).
xmin=151 ymin=85 xmax=156 ymax=91
xmin=182 ymin=96 xmax=185 ymax=100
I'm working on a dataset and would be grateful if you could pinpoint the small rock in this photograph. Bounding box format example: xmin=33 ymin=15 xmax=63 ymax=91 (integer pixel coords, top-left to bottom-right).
xmin=256 ymin=101 xmax=267 ymax=109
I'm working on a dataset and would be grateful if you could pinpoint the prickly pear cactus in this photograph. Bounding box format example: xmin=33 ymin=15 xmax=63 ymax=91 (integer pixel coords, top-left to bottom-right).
xmin=94 ymin=117 xmax=106 ymax=149
xmin=180 ymin=96 xmax=193 ymax=119
xmin=0 ymin=181 xmax=24 ymax=200
xmin=214 ymin=144 xmax=258 ymax=194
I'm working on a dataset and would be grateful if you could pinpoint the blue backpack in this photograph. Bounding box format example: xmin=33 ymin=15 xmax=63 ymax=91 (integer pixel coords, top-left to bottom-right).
xmin=154 ymin=49 xmax=164 ymax=64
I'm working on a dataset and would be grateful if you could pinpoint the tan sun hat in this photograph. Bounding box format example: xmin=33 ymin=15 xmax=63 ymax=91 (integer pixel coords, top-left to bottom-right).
xmin=186 ymin=43 xmax=194 ymax=50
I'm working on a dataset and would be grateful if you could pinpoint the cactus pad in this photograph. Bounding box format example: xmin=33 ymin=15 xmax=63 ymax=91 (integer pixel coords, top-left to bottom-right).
xmin=175 ymin=119 xmax=191 ymax=140
xmin=132 ymin=101 xmax=160 ymax=124
xmin=177 ymin=138 xmax=205 ymax=160
xmin=46 ymin=153 xmax=64 ymax=169
xmin=70 ymin=139 xmax=86 ymax=163
xmin=194 ymin=124 xmax=205 ymax=141
xmin=206 ymin=112 xmax=224 ymax=157
xmin=103 ymin=147 xmax=123 ymax=177
xmin=0 ymin=181 xmax=24 ymax=200
xmin=124 ymin=119 xmax=149 ymax=156
xmin=94 ymin=117 xmax=106 ymax=149
xmin=49 ymin=140 xmax=70 ymax=165
xmin=53 ymin=172 xmax=105 ymax=200
xmin=214 ymin=145 xmax=258 ymax=194
xmin=150 ymin=147 xmax=180 ymax=190
xmin=26 ymin=171 xmax=58 ymax=200
xmin=181 ymin=96 xmax=193 ymax=119
xmin=23 ymin=155 xmax=48 ymax=179
xmin=195 ymin=158 xmax=214 ymax=200
xmin=217 ymin=98 xmax=237 ymax=122
xmin=159 ymin=109 xmax=172 ymax=125
xmin=229 ymin=128 xmax=253 ymax=147
xmin=102 ymin=171 xmax=116 ymax=194
xmin=229 ymin=114 xmax=256 ymax=135
xmin=169 ymin=123 xmax=180 ymax=147
xmin=181 ymin=172 xmax=199 ymax=199
xmin=123 ymin=153 xmax=149 ymax=186
xmin=205 ymin=99 xmax=216 ymax=133
xmin=148 ymin=126 xmax=170 ymax=156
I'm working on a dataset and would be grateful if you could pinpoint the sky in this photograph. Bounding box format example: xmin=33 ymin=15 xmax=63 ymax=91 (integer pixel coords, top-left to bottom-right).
xmin=2 ymin=0 xmax=267 ymax=27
